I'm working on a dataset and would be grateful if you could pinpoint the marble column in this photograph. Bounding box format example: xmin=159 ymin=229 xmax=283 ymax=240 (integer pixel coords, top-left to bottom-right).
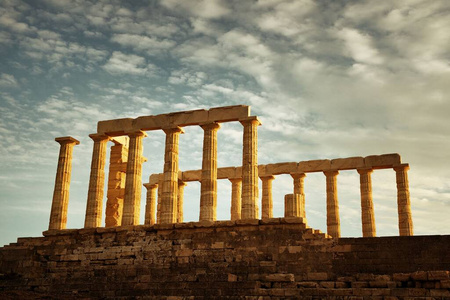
xmin=122 ymin=131 xmax=147 ymax=226
xmin=84 ymin=134 xmax=109 ymax=228
xmin=240 ymin=117 xmax=261 ymax=219
xmin=284 ymin=194 xmax=301 ymax=217
xmin=229 ymin=178 xmax=242 ymax=221
xmin=200 ymin=122 xmax=220 ymax=221
xmin=291 ymin=173 xmax=306 ymax=218
xmin=394 ymin=164 xmax=413 ymax=236
xmin=49 ymin=136 xmax=80 ymax=230
xmin=144 ymin=183 xmax=158 ymax=225
xmin=160 ymin=127 xmax=183 ymax=224
xmin=324 ymin=170 xmax=340 ymax=238
xmin=177 ymin=180 xmax=186 ymax=223
xmin=357 ymin=168 xmax=376 ymax=237
xmin=261 ymin=175 xmax=275 ymax=219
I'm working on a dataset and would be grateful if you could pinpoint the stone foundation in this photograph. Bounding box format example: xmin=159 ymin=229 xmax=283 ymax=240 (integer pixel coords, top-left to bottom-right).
xmin=1 ymin=218 xmax=449 ymax=299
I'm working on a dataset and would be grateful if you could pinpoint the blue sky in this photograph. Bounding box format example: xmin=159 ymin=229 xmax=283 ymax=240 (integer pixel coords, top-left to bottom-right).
xmin=1 ymin=0 xmax=449 ymax=246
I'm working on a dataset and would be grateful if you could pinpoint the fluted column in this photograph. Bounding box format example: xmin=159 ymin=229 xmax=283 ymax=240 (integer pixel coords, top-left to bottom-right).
xmin=240 ymin=117 xmax=261 ymax=219
xmin=84 ymin=134 xmax=109 ymax=228
xmin=144 ymin=183 xmax=158 ymax=225
xmin=261 ymin=175 xmax=275 ymax=219
xmin=200 ymin=122 xmax=220 ymax=221
xmin=49 ymin=137 xmax=80 ymax=230
xmin=284 ymin=194 xmax=301 ymax=217
xmin=324 ymin=170 xmax=340 ymax=238
xmin=177 ymin=181 xmax=186 ymax=223
xmin=157 ymin=175 xmax=163 ymax=224
xmin=291 ymin=173 xmax=306 ymax=218
xmin=394 ymin=164 xmax=413 ymax=236
xmin=229 ymin=178 xmax=242 ymax=221
xmin=122 ymin=131 xmax=147 ymax=226
xmin=358 ymin=168 xmax=376 ymax=237
xmin=160 ymin=127 xmax=183 ymax=224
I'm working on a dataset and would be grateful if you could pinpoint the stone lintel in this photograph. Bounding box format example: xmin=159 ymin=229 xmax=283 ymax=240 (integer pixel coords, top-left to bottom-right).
xmin=298 ymin=159 xmax=331 ymax=173
xmin=331 ymin=157 xmax=364 ymax=170
xmin=394 ymin=163 xmax=410 ymax=171
xmin=365 ymin=153 xmax=401 ymax=169
xmin=55 ymin=136 xmax=80 ymax=145
xmin=263 ymin=162 xmax=297 ymax=176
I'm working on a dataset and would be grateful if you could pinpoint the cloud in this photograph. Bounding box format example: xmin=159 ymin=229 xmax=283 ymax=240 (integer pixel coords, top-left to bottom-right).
xmin=0 ymin=74 xmax=19 ymax=87
xmin=111 ymin=33 xmax=176 ymax=54
xmin=161 ymin=0 xmax=231 ymax=19
xmin=337 ymin=28 xmax=384 ymax=65
xmin=102 ymin=51 xmax=157 ymax=76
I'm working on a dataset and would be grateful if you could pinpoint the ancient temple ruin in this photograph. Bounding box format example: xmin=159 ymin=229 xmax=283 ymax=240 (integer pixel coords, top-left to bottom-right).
xmin=49 ymin=105 xmax=413 ymax=238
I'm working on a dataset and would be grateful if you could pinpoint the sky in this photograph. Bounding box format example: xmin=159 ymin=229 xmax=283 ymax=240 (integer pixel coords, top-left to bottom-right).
xmin=0 ymin=0 xmax=449 ymax=247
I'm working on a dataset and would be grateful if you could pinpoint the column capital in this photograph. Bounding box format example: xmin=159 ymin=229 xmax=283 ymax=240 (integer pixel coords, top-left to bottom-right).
xmin=239 ymin=116 xmax=261 ymax=126
xmin=143 ymin=183 xmax=158 ymax=190
xmin=229 ymin=177 xmax=242 ymax=183
xmin=323 ymin=170 xmax=339 ymax=176
xmin=290 ymin=172 xmax=306 ymax=179
xmin=89 ymin=133 xmax=110 ymax=142
xmin=260 ymin=175 xmax=275 ymax=181
xmin=357 ymin=168 xmax=373 ymax=175
xmin=394 ymin=163 xmax=410 ymax=172
xmin=55 ymin=136 xmax=80 ymax=145
xmin=200 ymin=122 xmax=221 ymax=131
xmin=125 ymin=130 xmax=148 ymax=138
xmin=178 ymin=180 xmax=187 ymax=187
xmin=162 ymin=126 xmax=184 ymax=134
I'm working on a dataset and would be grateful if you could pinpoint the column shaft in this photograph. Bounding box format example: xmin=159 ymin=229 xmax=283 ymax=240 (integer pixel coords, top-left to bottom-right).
xmin=177 ymin=181 xmax=186 ymax=223
xmin=84 ymin=134 xmax=109 ymax=228
xmin=144 ymin=184 xmax=158 ymax=225
xmin=160 ymin=127 xmax=183 ymax=224
xmin=229 ymin=178 xmax=242 ymax=221
xmin=395 ymin=164 xmax=413 ymax=236
xmin=157 ymin=175 xmax=163 ymax=224
xmin=284 ymin=194 xmax=301 ymax=217
xmin=261 ymin=176 xmax=275 ymax=219
xmin=200 ymin=123 xmax=220 ymax=221
xmin=240 ymin=118 xmax=260 ymax=219
xmin=324 ymin=170 xmax=340 ymax=238
xmin=122 ymin=131 xmax=146 ymax=226
xmin=292 ymin=173 xmax=306 ymax=218
xmin=358 ymin=168 xmax=376 ymax=237
xmin=49 ymin=137 xmax=80 ymax=230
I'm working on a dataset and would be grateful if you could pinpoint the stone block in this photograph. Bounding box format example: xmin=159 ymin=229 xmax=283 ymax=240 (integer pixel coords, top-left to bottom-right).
xmin=411 ymin=271 xmax=428 ymax=281
xmin=97 ymin=118 xmax=134 ymax=135
xmin=217 ymin=167 xmax=237 ymax=179
xmin=330 ymin=157 xmax=364 ymax=170
xmin=393 ymin=273 xmax=410 ymax=281
xmin=364 ymin=153 xmax=401 ymax=169
xmin=298 ymin=159 xmax=331 ymax=172
xmin=181 ymin=170 xmax=202 ymax=182
xmin=307 ymin=272 xmax=328 ymax=281
xmin=208 ymin=105 xmax=249 ymax=122
xmin=236 ymin=219 xmax=260 ymax=226
xmin=427 ymin=270 xmax=449 ymax=280
xmin=262 ymin=273 xmax=295 ymax=282
xmin=264 ymin=162 xmax=298 ymax=175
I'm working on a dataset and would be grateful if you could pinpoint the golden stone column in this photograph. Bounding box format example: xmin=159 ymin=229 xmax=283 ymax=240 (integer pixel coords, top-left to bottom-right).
xmin=160 ymin=127 xmax=183 ymax=224
xmin=324 ymin=170 xmax=340 ymax=238
xmin=261 ymin=175 xmax=275 ymax=219
xmin=229 ymin=178 xmax=242 ymax=221
xmin=157 ymin=175 xmax=163 ymax=224
xmin=84 ymin=134 xmax=109 ymax=228
xmin=177 ymin=180 xmax=186 ymax=223
xmin=122 ymin=131 xmax=147 ymax=226
xmin=144 ymin=183 xmax=157 ymax=225
xmin=240 ymin=117 xmax=261 ymax=219
xmin=284 ymin=194 xmax=301 ymax=217
xmin=394 ymin=164 xmax=413 ymax=236
xmin=200 ymin=122 xmax=220 ymax=221
xmin=291 ymin=173 xmax=306 ymax=218
xmin=357 ymin=168 xmax=376 ymax=237
xmin=49 ymin=136 xmax=80 ymax=230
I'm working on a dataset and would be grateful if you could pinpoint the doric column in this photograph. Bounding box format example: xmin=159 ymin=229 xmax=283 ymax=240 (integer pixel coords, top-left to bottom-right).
xmin=357 ymin=168 xmax=376 ymax=237
xmin=324 ymin=170 xmax=340 ymax=238
xmin=49 ymin=137 xmax=80 ymax=230
xmin=291 ymin=173 xmax=306 ymax=218
xmin=105 ymin=137 xmax=128 ymax=227
xmin=229 ymin=178 xmax=242 ymax=221
xmin=240 ymin=117 xmax=261 ymax=219
xmin=261 ymin=175 xmax=275 ymax=219
xmin=144 ymin=183 xmax=158 ymax=225
xmin=84 ymin=134 xmax=109 ymax=228
xmin=200 ymin=122 xmax=220 ymax=221
xmin=177 ymin=180 xmax=186 ymax=223
xmin=157 ymin=175 xmax=163 ymax=224
xmin=160 ymin=127 xmax=183 ymax=224
xmin=122 ymin=131 xmax=147 ymax=226
xmin=284 ymin=194 xmax=301 ymax=217
xmin=394 ymin=164 xmax=413 ymax=236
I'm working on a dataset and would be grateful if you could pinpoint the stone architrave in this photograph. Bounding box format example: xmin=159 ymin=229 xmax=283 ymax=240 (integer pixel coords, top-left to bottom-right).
xmin=200 ymin=122 xmax=220 ymax=221
xmin=122 ymin=131 xmax=147 ymax=226
xmin=240 ymin=117 xmax=261 ymax=219
xmin=160 ymin=127 xmax=183 ymax=224
xmin=261 ymin=175 xmax=275 ymax=219
xmin=291 ymin=173 xmax=306 ymax=218
xmin=105 ymin=137 xmax=128 ymax=227
xmin=177 ymin=181 xmax=186 ymax=223
xmin=394 ymin=164 xmax=413 ymax=236
xmin=357 ymin=168 xmax=376 ymax=237
xmin=49 ymin=137 xmax=80 ymax=230
xmin=324 ymin=170 xmax=340 ymax=238
xmin=84 ymin=134 xmax=109 ymax=228
xmin=144 ymin=183 xmax=158 ymax=225
xmin=229 ymin=178 xmax=242 ymax=221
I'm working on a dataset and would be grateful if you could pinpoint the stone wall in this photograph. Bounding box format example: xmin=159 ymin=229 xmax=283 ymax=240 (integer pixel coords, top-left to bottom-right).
xmin=1 ymin=218 xmax=449 ymax=299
